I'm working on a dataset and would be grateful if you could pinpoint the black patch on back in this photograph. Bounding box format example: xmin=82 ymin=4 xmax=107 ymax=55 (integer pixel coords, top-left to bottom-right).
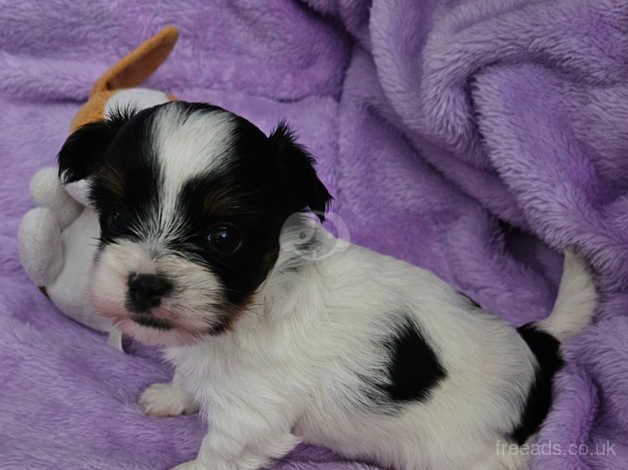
xmin=376 ymin=315 xmax=447 ymax=404
xmin=510 ymin=324 xmax=564 ymax=444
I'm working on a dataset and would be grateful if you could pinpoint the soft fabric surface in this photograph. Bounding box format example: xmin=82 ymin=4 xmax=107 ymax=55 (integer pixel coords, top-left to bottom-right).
xmin=1 ymin=1 xmax=627 ymax=468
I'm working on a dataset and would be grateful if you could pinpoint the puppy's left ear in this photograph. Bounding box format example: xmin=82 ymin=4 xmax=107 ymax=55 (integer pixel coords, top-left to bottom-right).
xmin=58 ymin=109 xmax=132 ymax=183
xmin=269 ymin=123 xmax=332 ymax=221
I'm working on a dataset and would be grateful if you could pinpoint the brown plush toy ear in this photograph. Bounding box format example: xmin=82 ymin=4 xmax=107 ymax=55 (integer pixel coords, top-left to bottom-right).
xmin=90 ymin=26 xmax=179 ymax=95
xmin=70 ymin=26 xmax=178 ymax=132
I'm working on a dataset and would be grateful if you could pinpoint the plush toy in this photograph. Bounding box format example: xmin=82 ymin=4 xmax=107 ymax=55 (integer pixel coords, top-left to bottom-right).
xmin=18 ymin=26 xmax=179 ymax=350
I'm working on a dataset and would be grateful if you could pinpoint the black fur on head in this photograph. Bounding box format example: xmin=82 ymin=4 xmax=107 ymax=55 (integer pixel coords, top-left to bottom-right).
xmin=268 ymin=122 xmax=332 ymax=222
xmin=57 ymin=108 xmax=136 ymax=183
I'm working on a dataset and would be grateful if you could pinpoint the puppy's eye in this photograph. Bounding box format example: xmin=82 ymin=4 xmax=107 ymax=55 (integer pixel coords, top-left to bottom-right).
xmin=105 ymin=207 xmax=127 ymax=233
xmin=207 ymin=224 xmax=242 ymax=255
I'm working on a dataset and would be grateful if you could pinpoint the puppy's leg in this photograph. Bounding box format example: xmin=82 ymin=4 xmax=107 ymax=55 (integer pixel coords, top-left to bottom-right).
xmin=172 ymin=390 xmax=300 ymax=470
xmin=172 ymin=433 xmax=300 ymax=470
xmin=139 ymin=369 xmax=198 ymax=417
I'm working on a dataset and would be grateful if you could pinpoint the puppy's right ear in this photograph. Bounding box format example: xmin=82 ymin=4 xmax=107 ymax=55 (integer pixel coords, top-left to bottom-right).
xmin=269 ymin=123 xmax=332 ymax=221
xmin=58 ymin=112 xmax=129 ymax=183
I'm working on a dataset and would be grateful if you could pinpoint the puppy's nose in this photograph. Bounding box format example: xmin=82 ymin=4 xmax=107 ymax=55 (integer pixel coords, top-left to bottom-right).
xmin=127 ymin=273 xmax=173 ymax=312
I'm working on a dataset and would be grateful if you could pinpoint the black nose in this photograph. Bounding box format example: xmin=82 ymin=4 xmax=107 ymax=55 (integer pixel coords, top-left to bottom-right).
xmin=127 ymin=273 xmax=173 ymax=312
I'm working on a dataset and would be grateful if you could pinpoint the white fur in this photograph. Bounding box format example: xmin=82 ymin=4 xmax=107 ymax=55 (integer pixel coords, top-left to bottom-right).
xmin=148 ymin=219 xmax=595 ymax=470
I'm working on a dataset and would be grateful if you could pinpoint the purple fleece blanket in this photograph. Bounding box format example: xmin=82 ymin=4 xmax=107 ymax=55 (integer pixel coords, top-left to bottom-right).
xmin=1 ymin=1 xmax=627 ymax=468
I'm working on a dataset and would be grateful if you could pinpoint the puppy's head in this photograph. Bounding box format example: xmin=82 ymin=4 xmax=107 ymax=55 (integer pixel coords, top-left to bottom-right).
xmin=59 ymin=101 xmax=331 ymax=345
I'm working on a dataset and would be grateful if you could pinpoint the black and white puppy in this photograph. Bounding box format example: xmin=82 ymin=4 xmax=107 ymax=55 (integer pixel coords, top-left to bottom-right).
xmin=59 ymin=101 xmax=597 ymax=470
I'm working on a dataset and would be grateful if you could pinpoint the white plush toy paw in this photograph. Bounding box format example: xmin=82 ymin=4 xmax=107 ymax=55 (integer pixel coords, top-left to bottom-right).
xmin=19 ymin=166 xmax=82 ymax=287
xmin=19 ymin=206 xmax=65 ymax=287
xmin=30 ymin=166 xmax=83 ymax=227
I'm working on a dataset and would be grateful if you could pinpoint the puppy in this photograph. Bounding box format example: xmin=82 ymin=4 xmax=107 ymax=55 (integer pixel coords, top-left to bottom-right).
xmin=58 ymin=101 xmax=597 ymax=470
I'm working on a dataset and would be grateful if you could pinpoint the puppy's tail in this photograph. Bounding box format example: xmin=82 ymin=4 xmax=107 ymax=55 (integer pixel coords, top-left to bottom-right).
xmin=535 ymin=250 xmax=597 ymax=342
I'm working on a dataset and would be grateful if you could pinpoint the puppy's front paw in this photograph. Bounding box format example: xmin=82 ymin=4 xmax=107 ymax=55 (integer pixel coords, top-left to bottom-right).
xmin=138 ymin=383 xmax=198 ymax=417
